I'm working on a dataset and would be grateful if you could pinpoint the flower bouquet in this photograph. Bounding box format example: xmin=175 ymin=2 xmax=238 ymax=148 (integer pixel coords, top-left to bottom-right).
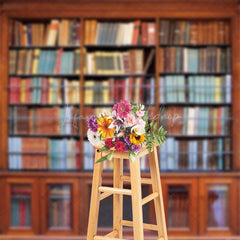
xmin=87 ymin=100 xmax=166 ymax=163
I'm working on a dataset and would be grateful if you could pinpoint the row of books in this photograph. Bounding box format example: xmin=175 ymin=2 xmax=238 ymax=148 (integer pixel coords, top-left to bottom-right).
xmin=161 ymin=106 xmax=231 ymax=136
xmin=84 ymin=77 xmax=155 ymax=105
xmin=10 ymin=19 xmax=230 ymax=46
xmin=9 ymin=48 xmax=81 ymax=75
xmin=9 ymin=77 xmax=80 ymax=104
xmin=83 ymin=141 xmax=150 ymax=170
xmin=159 ymin=20 xmax=230 ymax=45
xmin=10 ymin=19 xmax=81 ymax=46
xmin=207 ymin=186 xmax=228 ymax=228
xmin=159 ymin=137 xmax=231 ymax=170
xmin=49 ymin=185 xmax=71 ymax=228
xmin=159 ymin=75 xmax=232 ymax=103
xmin=84 ymin=20 xmax=155 ymax=45
xmin=9 ymin=106 xmax=80 ymax=135
xmin=11 ymin=190 xmax=31 ymax=227
xmin=85 ymin=49 xmax=145 ymax=75
xmin=167 ymin=189 xmax=189 ymax=228
xmin=8 ymin=137 xmax=80 ymax=170
xmin=159 ymin=47 xmax=231 ymax=73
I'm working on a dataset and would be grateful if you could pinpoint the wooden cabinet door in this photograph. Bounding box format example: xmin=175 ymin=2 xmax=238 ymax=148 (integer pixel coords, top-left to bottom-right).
xmin=162 ymin=177 xmax=198 ymax=236
xmin=1 ymin=177 xmax=39 ymax=234
xmin=40 ymin=177 xmax=79 ymax=235
xmin=199 ymin=177 xmax=237 ymax=235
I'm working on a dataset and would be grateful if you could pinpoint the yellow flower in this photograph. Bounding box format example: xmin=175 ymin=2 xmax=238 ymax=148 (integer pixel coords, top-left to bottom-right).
xmin=97 ymin=115 xmax=115 ymax=139
xmin=129 ymin=132 xmax=146 ymax=146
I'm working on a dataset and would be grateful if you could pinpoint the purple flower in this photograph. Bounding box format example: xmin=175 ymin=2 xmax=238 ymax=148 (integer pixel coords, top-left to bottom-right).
xmin=125 ymin=145 xmax=130 ymax=152
xmin=125 ymin=135 xmax=131 ymax=146
xmin=131 ymin=144 xmax=141 ymax=152
xmin=88 ymin=115 xmax=99 ymax=132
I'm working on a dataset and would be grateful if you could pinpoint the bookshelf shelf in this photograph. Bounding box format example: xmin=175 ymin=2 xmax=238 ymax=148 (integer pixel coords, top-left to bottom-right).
xmin=8 ymin=134 xmax=80 ymax=138
xmin=160 ymin=103 xmax=232 ymax=107
xmin=9 ymin=46 xmax=80 ymax=50
xmin=84 ymin=73 xmax=155 ymax=78
xmin=84 ymin=44 xmax=155 ymax=49
xmin=9 ymin=103 xmax=80 ymax=107
xmin=159 ymin=44 xmax=231 ymax=48
xmin=84 ymin=103 xmax=155 ymax=108
xmin=9 ymin=74 xmax=80 ymax=78
xmin=165 ymin=135 xmax=232 ymax=139
xmin=159 ymin=72 xmax=231 ymax=76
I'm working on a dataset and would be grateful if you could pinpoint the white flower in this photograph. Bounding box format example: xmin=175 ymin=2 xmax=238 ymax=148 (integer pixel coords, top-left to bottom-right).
xmin=87 ymin=129 xmax=103 ymax=146
xmin=131 ymin=125 xmax=145 ymax=135
xmin=140 ymin=104 xmax=145 ymax=110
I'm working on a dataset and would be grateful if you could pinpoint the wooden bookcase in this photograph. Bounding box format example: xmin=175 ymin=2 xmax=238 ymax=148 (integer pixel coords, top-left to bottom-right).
xmin=0 ymin=0 xmax=240 ymax=239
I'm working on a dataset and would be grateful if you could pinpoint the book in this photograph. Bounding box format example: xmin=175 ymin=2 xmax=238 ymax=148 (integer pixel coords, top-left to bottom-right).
xmin=46 ymin=19 xmax=59 ymax=46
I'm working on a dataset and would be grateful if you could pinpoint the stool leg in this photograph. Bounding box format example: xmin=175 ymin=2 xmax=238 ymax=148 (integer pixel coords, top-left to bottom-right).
xmin=87 ymin=150 xmax=103 ymax=240
xmin=149 ymin=146 xmax=168 ymax=240
xmin=130 ymin=156 xmax=144 ymax=240
xmin=113 ymin=158 xmax=123 ymax=238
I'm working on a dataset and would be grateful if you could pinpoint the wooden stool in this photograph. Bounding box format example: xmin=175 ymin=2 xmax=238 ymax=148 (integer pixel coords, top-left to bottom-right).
xmin=87 ymin=145 xmax=168 ymax=240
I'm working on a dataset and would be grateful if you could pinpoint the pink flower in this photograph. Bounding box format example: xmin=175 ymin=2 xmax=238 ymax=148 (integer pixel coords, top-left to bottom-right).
xmin=137 ymin=118 xmax=146 ymax=127
xmin=136 ymin=110 xmax=144 ymax=117
xmin=113 ymin=100 xmax=132 ymax=119
xmin=125 ymin=113 xmax=137 ymax=127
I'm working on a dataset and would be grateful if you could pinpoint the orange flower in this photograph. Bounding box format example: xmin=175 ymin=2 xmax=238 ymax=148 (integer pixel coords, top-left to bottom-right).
xmin=97 ymin=116 xmax=115 ymax=139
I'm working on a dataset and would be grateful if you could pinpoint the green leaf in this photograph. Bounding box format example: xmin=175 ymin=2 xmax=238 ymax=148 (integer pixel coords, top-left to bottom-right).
xmin=95 ymin=152 xmax=113 ymax=164
xmin=98 ymin=145 xmax=110 ymax=152
xmin=153 ymin=122 xmax=157 ymax=133
xmin=150 ymin=120 xmax=154 ymax=129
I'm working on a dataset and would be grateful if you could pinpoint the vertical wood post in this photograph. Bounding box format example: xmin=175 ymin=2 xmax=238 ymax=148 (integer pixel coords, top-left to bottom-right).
xmin=87 ymin=150 xmax=103 ymax=240
xmin=113 ymin=158 xmax=123 ymax=238
xmin=130 ymin=157 xmax=144 ymax=240
xmin=149 ymin=146 xmax=168 ymax=240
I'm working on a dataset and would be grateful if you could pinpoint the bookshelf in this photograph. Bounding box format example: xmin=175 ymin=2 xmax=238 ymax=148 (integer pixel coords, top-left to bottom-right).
xmin=0 ymin=0 xmax=240 ymax=239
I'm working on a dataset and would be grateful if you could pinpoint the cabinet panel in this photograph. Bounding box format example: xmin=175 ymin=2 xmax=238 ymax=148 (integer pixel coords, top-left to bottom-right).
xmin=162 ymin=178 xmax=198 ymax=235
xmin=1 ymin=178 xmax=39 ymax=234
xmin=40 ymin=178 xmax=79 ymax=235
xmin=199 ymin=178 xmax=237 ymax=235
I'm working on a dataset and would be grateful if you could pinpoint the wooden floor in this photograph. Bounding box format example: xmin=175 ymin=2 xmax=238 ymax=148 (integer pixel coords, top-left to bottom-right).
xmin=0 ymin=236 xmax=240 ymax=240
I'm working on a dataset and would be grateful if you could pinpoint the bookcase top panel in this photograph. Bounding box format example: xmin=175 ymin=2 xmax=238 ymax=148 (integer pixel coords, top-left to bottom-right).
xmin=1 ymin=0 xmax=238 ymax=17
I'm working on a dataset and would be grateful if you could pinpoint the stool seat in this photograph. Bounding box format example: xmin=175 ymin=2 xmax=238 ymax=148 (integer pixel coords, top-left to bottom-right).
xmin=87 ymin=145 xmax=168 ymax=240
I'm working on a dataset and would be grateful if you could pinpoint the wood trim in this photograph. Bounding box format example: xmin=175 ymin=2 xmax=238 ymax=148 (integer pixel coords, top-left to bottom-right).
xmin=2 ymin=178 xmax=40 ymax=234
xmin=0 ymin=12 xmax=9 ymax=170
xmin=232 ymin=11 xmax=240 ymax=170
xmin=40 ymin=178 xmax=80 ymax=235
xmin=1 ymin=1 xmax=238 ymax=13
xmin=1 ymin=11 xmax=237 ymax=19
xmin=0 ymin=235 xmax=240 ymax=240
xmin=162 ymin=178 xmax=198 ymax=236
xmin=199 ymin=178 xmax=238 ymax=236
